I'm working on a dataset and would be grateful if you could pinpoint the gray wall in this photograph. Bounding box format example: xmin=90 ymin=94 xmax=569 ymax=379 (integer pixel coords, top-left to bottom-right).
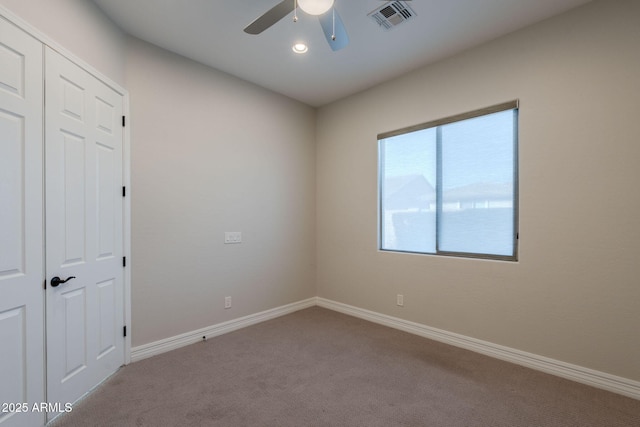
xmin=316 ymin=0 xmax=640 ymax=382
xmin=126 ymin=38 xmax=317 ymax=345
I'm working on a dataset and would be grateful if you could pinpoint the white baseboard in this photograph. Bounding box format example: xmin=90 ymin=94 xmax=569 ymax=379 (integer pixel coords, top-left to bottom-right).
xmin=130 ymin=296 xmax=640 ymax=400
xmin=131 ymin=298 xmax=316 ymax=362
xmin=316 ymin=297 xmax=640 ymax=400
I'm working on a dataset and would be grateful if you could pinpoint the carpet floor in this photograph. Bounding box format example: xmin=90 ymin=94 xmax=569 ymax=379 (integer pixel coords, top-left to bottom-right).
xmin=50 ymin=307 xmax=640 ymax=426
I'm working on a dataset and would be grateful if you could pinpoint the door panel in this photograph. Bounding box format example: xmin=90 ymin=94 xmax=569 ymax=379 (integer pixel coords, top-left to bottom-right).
xmin=97 ymin=142 xmax=116 ymax=258
xmin=61 ymin=287 xmax=87 ymax=381
xmin=0 ymin=37 xmax=25 ymax=96
xmin=97 ymin=279 xmax=117 ymax=358
xmin=0 ymin=307 xmax=26 ymax=404
xmin=62 ymin=131 xmax=87 ymax=265
xmin=45 ymin=47 xmax=124 ymax=413
xmin=0 ymin=109 xmax=24 ymax=276
xmin=0 ymin=17 xmax=45 ymax=427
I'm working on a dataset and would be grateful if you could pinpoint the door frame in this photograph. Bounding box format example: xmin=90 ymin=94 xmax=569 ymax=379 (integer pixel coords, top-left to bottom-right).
xmin=0 ymin=5 xmax=132 ymax=364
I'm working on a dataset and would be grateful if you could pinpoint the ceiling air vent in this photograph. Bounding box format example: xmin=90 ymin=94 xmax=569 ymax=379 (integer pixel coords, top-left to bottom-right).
xmin=368 ymin=1 xmax=416 ymax=31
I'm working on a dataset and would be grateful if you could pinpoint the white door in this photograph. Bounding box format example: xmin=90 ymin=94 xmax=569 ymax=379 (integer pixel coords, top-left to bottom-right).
xmin=0 ymin=17 xmax=45 ymax=427
xmin=45 ymin=47 xmax=125 ymax=413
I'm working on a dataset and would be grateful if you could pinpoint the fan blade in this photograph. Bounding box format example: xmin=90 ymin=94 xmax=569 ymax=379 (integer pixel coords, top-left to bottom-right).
xmin=244 ymin=0 xmax=294 ymax=35
xmin=318 ymin=9 xmax=349 ymax=51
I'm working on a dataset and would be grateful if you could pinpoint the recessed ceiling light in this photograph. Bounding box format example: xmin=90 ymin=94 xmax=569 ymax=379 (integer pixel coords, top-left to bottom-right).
xmin=292 ymin=43 xmax=308 ymax=54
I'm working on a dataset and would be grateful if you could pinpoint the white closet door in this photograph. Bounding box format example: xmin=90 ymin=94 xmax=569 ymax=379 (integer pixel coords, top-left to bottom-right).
xmin=0 ymin=17 xmax=45 ymax=427
xmin=45 ymin=47 xmax=125 ymax=414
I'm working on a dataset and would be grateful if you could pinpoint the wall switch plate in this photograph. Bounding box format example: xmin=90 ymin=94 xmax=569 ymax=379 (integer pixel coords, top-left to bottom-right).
xmin=396 ymin=294 xmax=404 ymax=307
xmin=224 ymin=296 xmax=232 ymax=309
xmin=224 ymin=232 xmax=242 ymax=244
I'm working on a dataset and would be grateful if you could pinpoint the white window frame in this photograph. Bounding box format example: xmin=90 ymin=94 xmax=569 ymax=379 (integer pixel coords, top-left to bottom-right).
xmin=378 ymin=100 xmax=519 ymax=261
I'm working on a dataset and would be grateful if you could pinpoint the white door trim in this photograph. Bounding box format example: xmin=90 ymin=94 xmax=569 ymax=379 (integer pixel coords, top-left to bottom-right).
xmin=0 ymin=3 xmax=132 ymax=366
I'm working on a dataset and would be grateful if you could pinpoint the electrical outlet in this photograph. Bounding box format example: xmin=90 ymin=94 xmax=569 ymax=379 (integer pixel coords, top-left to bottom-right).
xmin=396 ymin=294 xmax=404 ymax=307
xmin=224 ymin=296 xmax=232 ymax=309
xmin=224 ymin=232 xmax=242 ymax=244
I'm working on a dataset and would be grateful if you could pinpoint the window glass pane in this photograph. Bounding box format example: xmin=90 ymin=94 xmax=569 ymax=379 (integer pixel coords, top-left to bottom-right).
xmin=380 ymin=128 xmax=436 ymax=253
xmin=439 ymin=110 xmax=515 ymax=256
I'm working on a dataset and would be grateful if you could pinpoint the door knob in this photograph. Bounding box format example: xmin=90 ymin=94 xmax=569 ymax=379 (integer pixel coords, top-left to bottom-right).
xmin=51 ymin=276 xmax=76 ymax=287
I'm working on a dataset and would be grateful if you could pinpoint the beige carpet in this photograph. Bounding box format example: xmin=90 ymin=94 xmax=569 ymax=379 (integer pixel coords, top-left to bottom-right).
xmin=51 ymin=307 xmax=640 ymax=426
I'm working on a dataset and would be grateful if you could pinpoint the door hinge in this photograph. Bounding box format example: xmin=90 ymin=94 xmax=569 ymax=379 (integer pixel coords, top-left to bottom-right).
xmin=122 ymin=116 xmax=126 ymax=127
xmin=43 ymin=279 xmax=46 ymax=290
xmin=122 ymin=186 xmax=126 ymax=197
xmin=123 ymin=326 xmax=127 ymax=337
xmin=123 ymin=256 xmax=126 ymax=267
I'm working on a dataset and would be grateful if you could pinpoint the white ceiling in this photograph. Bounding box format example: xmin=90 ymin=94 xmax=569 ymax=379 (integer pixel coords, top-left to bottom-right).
xmin=91 ymin=0 xmax=592 ymax=107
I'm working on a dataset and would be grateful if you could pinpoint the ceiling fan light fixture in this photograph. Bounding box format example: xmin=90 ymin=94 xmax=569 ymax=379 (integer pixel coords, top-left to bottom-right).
xmin=298 ymin=0 xmax=334 ymax=16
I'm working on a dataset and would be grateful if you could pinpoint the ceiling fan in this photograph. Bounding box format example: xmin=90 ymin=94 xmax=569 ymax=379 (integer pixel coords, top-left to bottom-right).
xmin=244 ymin=0 xmax=412 ymax=52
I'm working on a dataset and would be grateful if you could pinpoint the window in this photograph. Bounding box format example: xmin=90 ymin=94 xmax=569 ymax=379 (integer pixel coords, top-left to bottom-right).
xmin=378 ymin=101 xmax=518 ymax=261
